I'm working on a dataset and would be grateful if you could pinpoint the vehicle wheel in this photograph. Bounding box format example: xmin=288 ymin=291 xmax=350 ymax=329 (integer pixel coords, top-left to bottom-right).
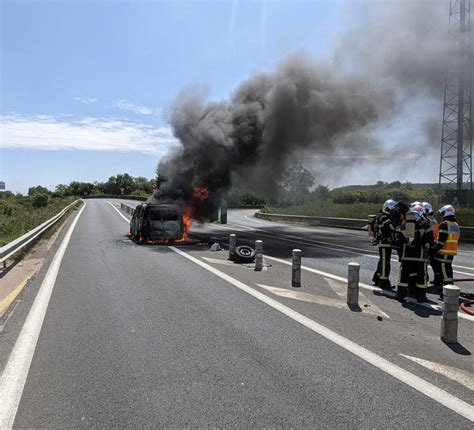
xmin=234 ymin=245 xmax=256 ymax=263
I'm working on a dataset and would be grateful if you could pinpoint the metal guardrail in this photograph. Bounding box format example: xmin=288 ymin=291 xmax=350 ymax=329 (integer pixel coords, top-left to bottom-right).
xmin=255 ymin=212 xmax=367 ymax=228
xmin=254 ymin=211 xmax=474 ymax=241
xmin=0 ymin=200 xmax=81 ymax=266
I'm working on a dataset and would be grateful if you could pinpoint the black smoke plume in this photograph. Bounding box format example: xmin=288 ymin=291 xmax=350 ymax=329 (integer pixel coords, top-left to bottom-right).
xmin=154 ymin=1 xmax=467 ymax=216
xmin=156 ymin=56 xmax=393 ymax=218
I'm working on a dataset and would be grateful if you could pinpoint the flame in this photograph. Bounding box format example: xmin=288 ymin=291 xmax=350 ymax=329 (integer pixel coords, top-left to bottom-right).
xmin=193 ymin=186 xmax=209 ymax=201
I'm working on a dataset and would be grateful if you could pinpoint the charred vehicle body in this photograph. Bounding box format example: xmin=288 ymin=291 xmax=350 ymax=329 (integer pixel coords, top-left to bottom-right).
xmin=129 ymin=203 xmax=185 ymax=243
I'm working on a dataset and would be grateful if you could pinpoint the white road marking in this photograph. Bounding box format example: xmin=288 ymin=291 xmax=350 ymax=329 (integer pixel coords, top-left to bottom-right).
xmin=202 ymin=256 xmax=239 ymax=266
xmin=107 ymin=201 xmax=131 ymax=223
xmin=107 ymin=207 xmax=474 ymax=323
xmin=400 ymin=354 xmax=474 ymax=391
xmin=169 ymin=245 xmax=474 ymax=422
xmin=324 ymin=278 xmax=390 ymax=318
xmin=0 ymin=204 xmax=86 ymax=427
xmin=256 ymin=283 xmax=388 ymax=318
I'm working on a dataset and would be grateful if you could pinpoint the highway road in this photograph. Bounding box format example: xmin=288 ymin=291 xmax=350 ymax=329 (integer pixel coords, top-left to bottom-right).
xmin=0 ymin=199 xmax=473 ymax=428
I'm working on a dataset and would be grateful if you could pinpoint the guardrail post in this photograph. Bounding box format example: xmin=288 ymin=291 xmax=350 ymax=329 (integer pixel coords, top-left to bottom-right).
xmin=347 ymin=262 xmax=360 ymax=306
xmin=292 ymin=249 xmax=302 ymax=287
xmin=441 ymin=285 xmax=460 ymax=343
xmin=255 ymin=240 xmax=263 ymax=271
xmin=229 ymin=234 xmax=236 ymax=259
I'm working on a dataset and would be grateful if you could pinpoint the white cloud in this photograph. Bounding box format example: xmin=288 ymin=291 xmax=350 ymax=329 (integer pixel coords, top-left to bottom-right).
xmin=0 ymin=113 xmax=178 ymax=155
xmin=114 ymin=99 xmax=153 ymax=115
xmin=74 ymin=96 xmax=98 ymax=104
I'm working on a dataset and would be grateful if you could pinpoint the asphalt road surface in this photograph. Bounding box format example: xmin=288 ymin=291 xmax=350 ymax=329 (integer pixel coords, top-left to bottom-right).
xmin=0 ymin=200 xmax=473 ymax=428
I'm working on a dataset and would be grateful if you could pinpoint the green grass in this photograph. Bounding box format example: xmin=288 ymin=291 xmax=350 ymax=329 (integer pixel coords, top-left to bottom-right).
xmin=0 ymin=195 xmax=77 ymax=246
xmin=263 ymin=201 xmax=474 ymax=227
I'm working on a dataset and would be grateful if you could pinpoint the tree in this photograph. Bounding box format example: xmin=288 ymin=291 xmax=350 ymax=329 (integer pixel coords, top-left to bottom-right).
xmin=282 ymin=165 xmax=315 ymax=195
xmin=28 ymin=185 xmax=49 ymax=196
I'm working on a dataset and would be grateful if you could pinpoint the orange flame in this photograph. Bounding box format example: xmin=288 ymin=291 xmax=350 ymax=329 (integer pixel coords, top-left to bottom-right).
xmin=193 ymin=186 xmax=209 ymax=201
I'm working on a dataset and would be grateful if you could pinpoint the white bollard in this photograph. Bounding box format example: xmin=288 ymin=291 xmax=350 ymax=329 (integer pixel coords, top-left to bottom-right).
xmin=440 ymin=284 xmax=460 ymax=343
xmin=292 ymin=249 xmax=302 ymax=287
xmin=229 ymin=234 xmax=237 ymax=259
xmin=255 ymin=240 xmax=263 ymax=271
xmin=347 ymin=262 xmax=360 ymax=306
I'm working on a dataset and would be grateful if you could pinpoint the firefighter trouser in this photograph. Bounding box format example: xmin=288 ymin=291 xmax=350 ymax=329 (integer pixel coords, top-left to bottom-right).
xmin=432 ymin=254 xmax=454 ymax=285
xmin=397 ymin=260 xmax=427 ymax=291
xmin=375 ymin=246 xmax=392 ymax=281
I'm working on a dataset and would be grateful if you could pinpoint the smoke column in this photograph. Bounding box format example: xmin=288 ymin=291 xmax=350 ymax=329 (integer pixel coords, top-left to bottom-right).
xmin=156 ymin=1 xmax=462 ymax=217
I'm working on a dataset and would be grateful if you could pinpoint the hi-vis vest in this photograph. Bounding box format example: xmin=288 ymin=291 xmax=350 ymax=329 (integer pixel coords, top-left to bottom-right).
xmin=430 ymin=216 xmax=439 ymax=240
xmin=438 ymin=221 xmax=460 ymax=256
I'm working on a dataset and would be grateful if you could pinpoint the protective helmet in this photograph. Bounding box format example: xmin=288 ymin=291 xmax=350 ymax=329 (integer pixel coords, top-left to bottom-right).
xmin=383 ymin=199 xmax=397 ymax=211
xmin=409 ymin=201 xmax=421 ymax=209
xmin=410 ymin=204 xmax=424 ymax=220
xmin=439 ymin=204 xmax=455 ymax=218
xmin=421 ymin=201 xmax=433 ymax=215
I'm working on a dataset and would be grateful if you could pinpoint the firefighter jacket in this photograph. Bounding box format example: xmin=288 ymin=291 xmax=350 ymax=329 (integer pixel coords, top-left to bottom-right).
xmin=399 ymin=218 xmax=435 ymax=262
xmin=433 ymin=217 xmax=460 ymax=257
xmin=375 ymin=210 xmax=396 ymax=248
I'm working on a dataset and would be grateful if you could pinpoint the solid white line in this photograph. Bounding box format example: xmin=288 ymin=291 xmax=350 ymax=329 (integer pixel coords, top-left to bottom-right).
xmin=106 ymin=201 xmax=131 ymax=223
xmin=0 ymin=203 xmax=86 ymax=428
xmin=169 ymin=246 xmax=474 ymax=422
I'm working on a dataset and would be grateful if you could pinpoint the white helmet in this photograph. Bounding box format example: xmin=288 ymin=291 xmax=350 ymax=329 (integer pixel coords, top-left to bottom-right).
xmin=439 ymin=204 xmax=455 ymax=218
xmin=410 ymin=204 xmax=424 ymax=219
xmin=409 ymin=201 xmax=421 ymax=209
xmin=421 ymin=201 xmax=433 ymax=215
xmin=383 ymin=199 xmax=397 ymax=211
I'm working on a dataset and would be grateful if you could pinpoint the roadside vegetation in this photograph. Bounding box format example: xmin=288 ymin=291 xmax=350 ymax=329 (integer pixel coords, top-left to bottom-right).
xmin=0 ymin=192 xmax=76 ymax=246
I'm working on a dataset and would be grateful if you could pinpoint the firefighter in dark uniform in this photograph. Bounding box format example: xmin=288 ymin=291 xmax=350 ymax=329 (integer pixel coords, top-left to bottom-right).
xmin=396 ymin=204 xmax=434 ymax=303
xmin=431 ymin=205 xmax=460 ymax=297
xmin=372 ymin=199 xmax=398 ymax=289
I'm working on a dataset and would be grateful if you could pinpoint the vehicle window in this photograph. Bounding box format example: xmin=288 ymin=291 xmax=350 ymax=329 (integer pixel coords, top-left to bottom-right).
xmin=149 ymin=207 xmax=179 ymax=221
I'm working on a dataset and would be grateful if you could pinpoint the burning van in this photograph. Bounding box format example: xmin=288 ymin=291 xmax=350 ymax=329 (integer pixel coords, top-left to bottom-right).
xmin=129 ymin=203 xmax=185 ymax=243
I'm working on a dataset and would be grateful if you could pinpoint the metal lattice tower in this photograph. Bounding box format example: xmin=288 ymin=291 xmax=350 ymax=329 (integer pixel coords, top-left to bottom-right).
xmin=439 ymin=0 xmax=472 ymax=193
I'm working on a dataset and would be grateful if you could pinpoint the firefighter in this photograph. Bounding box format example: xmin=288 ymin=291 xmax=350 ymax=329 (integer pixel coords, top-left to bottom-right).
xmin=431 ymin=205 xmax=460 ymax=297
xmin=372 ymin=199 xmax=398 ymax=289
xmin=396 ymin=204 xmax=434 ymax=303
xmin=421 ymin=201 xmax=439 ymax=284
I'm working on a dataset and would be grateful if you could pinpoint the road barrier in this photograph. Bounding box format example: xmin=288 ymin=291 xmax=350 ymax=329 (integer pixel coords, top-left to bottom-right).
xmin=254 ymin=211 xmax=474 ymax=241
xmin=440 ymin=285 xmax=461 ymax=343
xmin=347 ymin=262 xmax=360 ymax=306
xmin=255 ymin=240 xmax=263 ymax=271
xmin=292 ymin=249 xmax=302 ymax=287
xmin=0 ymin=200 xmax=80 ymax=268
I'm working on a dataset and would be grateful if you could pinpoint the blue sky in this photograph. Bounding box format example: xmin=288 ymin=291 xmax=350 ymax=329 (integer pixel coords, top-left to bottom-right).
xmin=0 ymin=0 xmax=443 ymax=193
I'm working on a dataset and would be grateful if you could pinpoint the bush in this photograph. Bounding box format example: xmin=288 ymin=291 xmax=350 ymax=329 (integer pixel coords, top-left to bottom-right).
xmin=32 ymin=193 xmax=49 ymax=208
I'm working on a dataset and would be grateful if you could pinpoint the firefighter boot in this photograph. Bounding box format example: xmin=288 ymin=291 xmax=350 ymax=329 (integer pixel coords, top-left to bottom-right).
xmin=415 ymin=288 xmax=427 ymax=303
xmin=372 ymin=272 xmax=380 ymax=286
xmin=396 ymin=287 xmax=408 ymax=303
xmin=379 ymin=279 xmax=394 ymax=290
